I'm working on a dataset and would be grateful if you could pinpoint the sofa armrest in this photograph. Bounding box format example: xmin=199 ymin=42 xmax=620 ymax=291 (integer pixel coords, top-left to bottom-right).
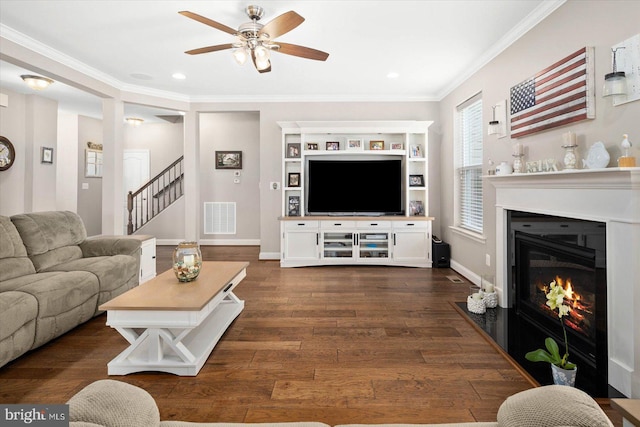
xmin=80 ymin=236 xmax=141 ymax=258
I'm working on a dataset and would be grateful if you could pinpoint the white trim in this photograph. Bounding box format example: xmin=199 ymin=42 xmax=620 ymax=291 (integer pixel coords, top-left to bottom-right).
xmin=450 ymin=259 xmax=481 ymax=287
xmin=259 ymin=252 xmax=281 ymax=260
xmin=155 ymin=239 xmax=260 ymax=246
xmin=449 ymin=225 xmax=487 ymax=244
xmin=436 ymin=0 xmax=567 ymax=100
xmin=2 ymin=0 xmax=566 ymax=103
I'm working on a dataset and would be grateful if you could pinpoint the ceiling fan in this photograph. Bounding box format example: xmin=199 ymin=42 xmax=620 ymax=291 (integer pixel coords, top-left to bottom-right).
xmin=179 ymin=5 xmax=329 ymax=73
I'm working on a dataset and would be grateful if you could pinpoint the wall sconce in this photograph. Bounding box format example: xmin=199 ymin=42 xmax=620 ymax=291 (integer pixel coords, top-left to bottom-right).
xmin=603 ymin=47 xmax=627 ymax=97
xmin=487 ymin=99 xmax=507 ymax=138
xmin=125 ymin=117 xmax=144 ymax=126
xmin=20 ymin=74 xmax=54 ymax=90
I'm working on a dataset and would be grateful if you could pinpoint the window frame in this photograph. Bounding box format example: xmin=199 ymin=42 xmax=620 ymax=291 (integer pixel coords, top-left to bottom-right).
xmin=453 ymin=93 xmax=484 ymax=237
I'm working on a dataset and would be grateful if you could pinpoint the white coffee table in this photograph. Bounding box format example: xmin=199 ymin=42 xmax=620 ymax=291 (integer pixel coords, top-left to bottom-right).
xmin=99 ymin=261 xmax=248 ymax=376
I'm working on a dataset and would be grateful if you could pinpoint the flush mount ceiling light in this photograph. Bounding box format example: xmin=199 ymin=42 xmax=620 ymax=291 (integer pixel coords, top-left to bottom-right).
xmin=603 ymin=47 xmax=627 ymax=97
xmin=20 ymin=74 xmax=54 ymax=90
xmin=179 ymin=5 xmax=329 ymax=73
xmin=125 ymin=117 xmax=144 ymax=126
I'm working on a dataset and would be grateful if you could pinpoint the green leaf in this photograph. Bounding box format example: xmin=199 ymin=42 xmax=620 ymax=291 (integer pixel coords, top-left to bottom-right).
xmin=525 ymin=349 xmax=555 ymax=364
xmin=544 ymin=337 xmax=561 ymax=361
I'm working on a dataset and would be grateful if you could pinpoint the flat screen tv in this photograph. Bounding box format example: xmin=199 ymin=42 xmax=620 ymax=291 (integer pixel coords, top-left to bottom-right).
xmin=307 ymin=159 xmax=404 ymax=216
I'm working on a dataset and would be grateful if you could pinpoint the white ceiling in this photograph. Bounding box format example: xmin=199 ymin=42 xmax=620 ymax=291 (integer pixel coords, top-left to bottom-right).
xmin=0 ymin=1 xmax=563 ymax=121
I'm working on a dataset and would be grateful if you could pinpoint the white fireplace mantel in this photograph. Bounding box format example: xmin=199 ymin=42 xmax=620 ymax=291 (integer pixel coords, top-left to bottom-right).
xmin=487 ymin=167 xmax=640 ymax=398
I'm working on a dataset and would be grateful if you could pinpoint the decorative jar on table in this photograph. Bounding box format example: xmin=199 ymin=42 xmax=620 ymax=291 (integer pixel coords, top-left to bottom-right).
xmin=172 ymin=242 xmax=202 ymax=282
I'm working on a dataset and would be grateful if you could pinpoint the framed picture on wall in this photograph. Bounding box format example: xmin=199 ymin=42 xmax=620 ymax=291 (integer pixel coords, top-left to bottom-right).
xmin=215 ymin=151 xmax=242 ymax=169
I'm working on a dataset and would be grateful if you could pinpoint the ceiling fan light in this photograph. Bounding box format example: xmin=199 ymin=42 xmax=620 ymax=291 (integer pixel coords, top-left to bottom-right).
xmin=233 ymin=48 xmax=248 ymax=65
xmin=21 ymin=74 xmax=54 ymax=90
xmin=254 ymin=44 xmax=269 ymax=60
xmin=256 ymin=57 xmax=270 ymax=71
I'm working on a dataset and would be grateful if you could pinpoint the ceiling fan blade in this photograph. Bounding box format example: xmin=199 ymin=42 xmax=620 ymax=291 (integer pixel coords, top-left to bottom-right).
xmin=273 ymin=42 xmax=329 ymax=61
xmin=185 ymin=43 xmax=234 ymax=55
xmin=259 ymin=11 xmax=304 ymax=39
xmin=179 ymin=11 xmax=237 ymax=35
xmin=251 ymin=50 xmax=272 ymax=73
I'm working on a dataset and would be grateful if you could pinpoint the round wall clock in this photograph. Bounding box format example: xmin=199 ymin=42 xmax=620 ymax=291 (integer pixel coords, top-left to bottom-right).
xmin=0 ymin=136 xmax=16 ymax=171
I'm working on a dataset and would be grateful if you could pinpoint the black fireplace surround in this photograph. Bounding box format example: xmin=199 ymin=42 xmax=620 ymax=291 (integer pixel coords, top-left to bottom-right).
xmin=508 ymin=210 xmax=608 ymax=396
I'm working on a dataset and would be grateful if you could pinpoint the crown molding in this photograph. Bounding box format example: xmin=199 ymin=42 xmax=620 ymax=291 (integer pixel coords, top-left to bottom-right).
xmin=1 ymin=0 xmax=566 ymax=106
xmin=436 ymin=0 xmax=566 ymax=101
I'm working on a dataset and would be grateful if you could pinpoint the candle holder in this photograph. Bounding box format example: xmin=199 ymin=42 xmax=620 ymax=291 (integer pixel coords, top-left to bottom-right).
xmin=562 ymin=144 xmax=579 ymax=170
xmin=467 ymin=286 xmax=486 ymax=314
xmin=512 ymin=153 xmax=524 ymax=173
xmin=172 ymin=241 xmax=202 ymax=282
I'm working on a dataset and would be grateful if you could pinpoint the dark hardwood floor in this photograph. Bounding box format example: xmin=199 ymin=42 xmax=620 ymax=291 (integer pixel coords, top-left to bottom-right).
xmin=0 ymin=246 xmax=622 ymax=425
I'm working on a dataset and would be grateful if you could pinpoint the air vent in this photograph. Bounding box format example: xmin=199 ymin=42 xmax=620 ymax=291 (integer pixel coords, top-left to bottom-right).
xmin=204 ymin=202 xmax=236 ymax=234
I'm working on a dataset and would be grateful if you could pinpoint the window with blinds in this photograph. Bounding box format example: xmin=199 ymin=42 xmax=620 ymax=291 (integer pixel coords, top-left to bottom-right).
xmin=455 ymin=94 xmax=483 ymax=234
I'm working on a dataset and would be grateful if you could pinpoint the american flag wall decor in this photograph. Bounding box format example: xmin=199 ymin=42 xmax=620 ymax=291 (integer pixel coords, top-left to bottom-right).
xmin=510 ymin=47 xmax=595 ymax=138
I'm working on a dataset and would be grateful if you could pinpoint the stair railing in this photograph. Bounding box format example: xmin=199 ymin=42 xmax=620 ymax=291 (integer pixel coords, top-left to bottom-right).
xmin=127 ymin=156 xmax=184 ymax=234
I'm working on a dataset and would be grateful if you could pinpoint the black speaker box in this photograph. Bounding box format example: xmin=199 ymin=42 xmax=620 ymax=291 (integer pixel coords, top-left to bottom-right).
xmin=432 ymin=240 xmax=450 ymax=268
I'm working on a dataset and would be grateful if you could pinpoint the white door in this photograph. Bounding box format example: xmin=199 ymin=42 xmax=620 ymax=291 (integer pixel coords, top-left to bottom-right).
xmin=124 ymin=150 xmax=150 ymax=233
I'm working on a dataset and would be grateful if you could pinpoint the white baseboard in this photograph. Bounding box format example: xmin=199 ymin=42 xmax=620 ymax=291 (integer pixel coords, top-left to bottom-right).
xmin=259 ymin=252 xmax=280 ymax=260
xmin=449 ymin=259 xmax=481 ymax=287
xmin=156 ymin=239 xmax=260 ymax=246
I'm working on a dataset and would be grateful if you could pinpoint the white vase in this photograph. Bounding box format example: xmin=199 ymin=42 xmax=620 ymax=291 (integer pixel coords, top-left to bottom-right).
xmin=551 ymin=364 xmax=577 ymax=387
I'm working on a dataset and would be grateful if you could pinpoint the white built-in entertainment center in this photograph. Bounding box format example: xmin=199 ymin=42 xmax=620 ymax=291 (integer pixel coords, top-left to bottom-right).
xmin=278 ymin=121 xmax=434 ymax=268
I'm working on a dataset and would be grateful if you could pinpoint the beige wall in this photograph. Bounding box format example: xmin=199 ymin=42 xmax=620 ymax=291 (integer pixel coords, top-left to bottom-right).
xmin=0 ymin=88 xmax=58 ymax=216
xmin=77 ymin=115 xmax=103 ymax=236
xmin=438 ymin=0 xmax=640 ymax=281
xmin=0 ymin=88 xmax=26 ymax=216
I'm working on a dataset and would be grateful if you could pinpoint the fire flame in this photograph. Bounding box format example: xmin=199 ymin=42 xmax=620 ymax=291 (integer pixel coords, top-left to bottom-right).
xmin=555 ymin=275 xmax=581 ymax=308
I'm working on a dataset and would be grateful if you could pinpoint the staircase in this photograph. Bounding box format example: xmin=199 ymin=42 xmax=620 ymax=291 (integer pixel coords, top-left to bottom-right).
xmin=127 ymin=156 xmax=184 ymax=234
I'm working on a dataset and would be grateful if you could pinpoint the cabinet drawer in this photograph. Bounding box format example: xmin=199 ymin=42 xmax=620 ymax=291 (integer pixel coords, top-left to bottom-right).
xmin=321 ymin=221 xmax=356 ymax=229
xmin=393 ymin=221 xmax=429 ymax=230
xmin=284 ymin=221 xmax=319 ymax=230
xmin=356 ymin=221 xmax=391 ymax=229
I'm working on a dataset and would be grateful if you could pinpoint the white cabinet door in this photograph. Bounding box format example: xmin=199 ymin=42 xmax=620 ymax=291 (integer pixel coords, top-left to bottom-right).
xmin=393 ymin=221 xmax=430 ymax=264
xmin=140 ymin=237 xmax=157 ymax=283
xmin=393 ymin=230 xmax=429 ymax=262
xmin=283 ymin=221 xmax=319 ymax=261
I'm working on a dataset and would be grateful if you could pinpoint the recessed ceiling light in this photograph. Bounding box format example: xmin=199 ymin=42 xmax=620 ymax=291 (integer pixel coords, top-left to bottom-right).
xmin=387 ymin=72 xmax=399 ymax=79
xmin=172 ymin=73 xmax=186 ymax=80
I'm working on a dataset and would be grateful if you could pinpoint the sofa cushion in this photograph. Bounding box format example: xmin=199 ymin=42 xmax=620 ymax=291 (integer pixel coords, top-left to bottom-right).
xmin=0 ymin=291 xmax=37 ymax=367
xmin=0 ymin=216 xmax=36 ymax=281
xmin=45 ymin=254 xmax=138 ymax=309
xmin=2 ymin=271 xmax=99 ymax=348
xmin=11 ymin=211 xmax=86 ymax=271
xmin=68 ymin=379 xmax=160 ymax=427
xmin=496 ymin=385 xmax=613 ymax=427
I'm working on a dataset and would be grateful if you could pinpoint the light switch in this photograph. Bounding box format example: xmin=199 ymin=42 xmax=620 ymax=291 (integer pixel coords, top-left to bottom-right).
xmin=82 ymin=183 xmax=89 ymax=190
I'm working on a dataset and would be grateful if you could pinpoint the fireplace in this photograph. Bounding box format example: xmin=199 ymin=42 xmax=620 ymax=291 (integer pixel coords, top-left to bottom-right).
xmin=488 ymin=168 xmax=640 ymax=398
xmin=508 ymin=211 xmax=608 ymax=395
